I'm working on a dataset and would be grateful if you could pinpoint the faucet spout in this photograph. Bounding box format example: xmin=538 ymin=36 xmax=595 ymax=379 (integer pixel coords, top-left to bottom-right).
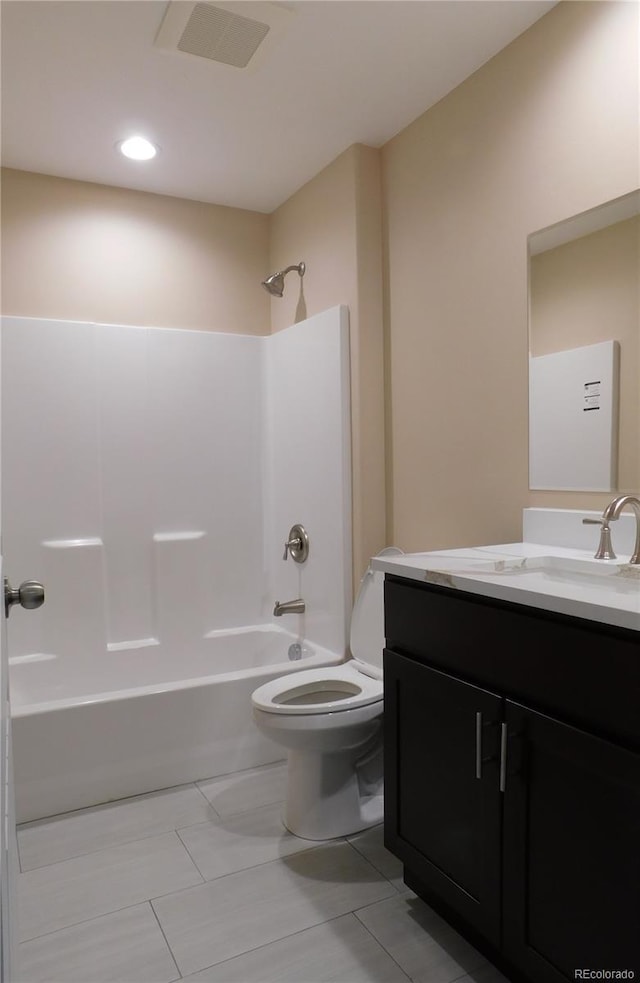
xmin=273 ymin=598 xmax=305 ymax=617
xmin=601 ymin=495 xmax=640 ymax=564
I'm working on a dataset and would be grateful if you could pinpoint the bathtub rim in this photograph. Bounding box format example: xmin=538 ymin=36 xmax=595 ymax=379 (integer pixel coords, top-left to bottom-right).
xmin=11 ymin=644 xmax=346 ymax=719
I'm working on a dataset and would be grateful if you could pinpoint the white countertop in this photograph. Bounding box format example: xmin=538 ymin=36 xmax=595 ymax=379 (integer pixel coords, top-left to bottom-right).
xmin=371 ymin=542 xmax=640 ymax=632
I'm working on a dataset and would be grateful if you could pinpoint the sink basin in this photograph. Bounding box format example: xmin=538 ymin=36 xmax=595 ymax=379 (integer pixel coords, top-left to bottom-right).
xmin=521 ymin=555 xmax=635 ymax=578
xmin=392 ymin=551 xmax=640 ymax=583
xmin=500 ymin=555 xmax=640 ymax=592
xmin=408 ymin=551 xmax=640 ymax=596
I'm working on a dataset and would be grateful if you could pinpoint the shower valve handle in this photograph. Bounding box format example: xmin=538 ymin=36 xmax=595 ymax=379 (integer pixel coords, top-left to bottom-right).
xmin=283 ymin=536 xmax=302 ymax=559
xmin=282 ymin=524 xmax=310 ymax=563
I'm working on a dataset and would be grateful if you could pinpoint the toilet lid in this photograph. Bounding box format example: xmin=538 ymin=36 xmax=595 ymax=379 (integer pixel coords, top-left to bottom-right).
xmin=349 ymin=547 xmax=404 ymax=675
xmin=251 ymin=661 xmax=383 ymax=715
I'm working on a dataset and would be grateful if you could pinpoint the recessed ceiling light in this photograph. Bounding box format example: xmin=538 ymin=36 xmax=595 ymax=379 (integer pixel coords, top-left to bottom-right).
xmin=118 ymin=136 xmax=159 ymax=161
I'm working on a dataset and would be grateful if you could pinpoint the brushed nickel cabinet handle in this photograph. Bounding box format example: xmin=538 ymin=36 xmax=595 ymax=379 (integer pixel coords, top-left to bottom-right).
xmin=499 ymin=722 xmax=508 ymax=792
xmin=475 ymin=712 xmax=483 ymax=779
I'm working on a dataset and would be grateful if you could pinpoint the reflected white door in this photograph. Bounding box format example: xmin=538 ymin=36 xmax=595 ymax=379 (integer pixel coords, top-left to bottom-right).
xmin=0 ymin=558 xmax=46 ymax=982
xmin=0 ymin=556 xmax=16 ymax=983
xmin=0 ymin=331 xmax=14 ymax=980
xmin=0 ymin=321 xmax=46 ymax=980
xmin=0 ymin=317 xmax=16 ymax=981
xmin=0 ymin=324 xmax=32 ymax=982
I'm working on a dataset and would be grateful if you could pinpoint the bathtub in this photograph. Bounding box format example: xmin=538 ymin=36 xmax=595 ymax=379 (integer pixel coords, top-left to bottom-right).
xmin=10 ymin=625 xmax=343 ymax=822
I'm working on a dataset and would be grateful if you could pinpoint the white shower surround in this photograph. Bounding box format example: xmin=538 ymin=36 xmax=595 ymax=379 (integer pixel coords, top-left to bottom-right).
xmin=1 ymin=306 xmax=352 ymax=821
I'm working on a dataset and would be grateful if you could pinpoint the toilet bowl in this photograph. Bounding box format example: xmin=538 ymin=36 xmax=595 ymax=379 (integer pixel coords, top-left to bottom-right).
xmin=251 ymin=547 xmax=403 ymax=840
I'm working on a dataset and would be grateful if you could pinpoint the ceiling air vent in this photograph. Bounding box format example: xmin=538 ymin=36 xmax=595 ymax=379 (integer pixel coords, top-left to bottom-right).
xmin=154 ymin=2 xmax=294 ymax=71
xmin=178 ymin=4 xmax=269 ymax=68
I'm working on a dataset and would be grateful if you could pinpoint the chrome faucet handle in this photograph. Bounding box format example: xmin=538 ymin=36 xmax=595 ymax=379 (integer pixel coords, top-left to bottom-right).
xmin=582 ymin=518 xmax=616 ymax=560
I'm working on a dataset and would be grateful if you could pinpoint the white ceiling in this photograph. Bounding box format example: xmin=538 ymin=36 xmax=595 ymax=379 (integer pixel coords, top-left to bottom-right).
xmin=1 ymin=0 xmax=558 ymax=213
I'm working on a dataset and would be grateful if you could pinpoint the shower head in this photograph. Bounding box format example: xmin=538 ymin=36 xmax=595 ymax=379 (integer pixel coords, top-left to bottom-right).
xmin=261 ymin=262 xmax=305 ymax=297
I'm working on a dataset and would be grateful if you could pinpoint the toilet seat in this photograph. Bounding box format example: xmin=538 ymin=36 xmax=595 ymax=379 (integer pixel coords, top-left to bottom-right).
xmin=251 ymin=661 xmax=382 ymax=715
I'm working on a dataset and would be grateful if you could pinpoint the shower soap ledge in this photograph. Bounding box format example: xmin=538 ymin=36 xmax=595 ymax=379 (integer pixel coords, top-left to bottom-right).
xmin=42 ymin=538 xmax=103 ymax=548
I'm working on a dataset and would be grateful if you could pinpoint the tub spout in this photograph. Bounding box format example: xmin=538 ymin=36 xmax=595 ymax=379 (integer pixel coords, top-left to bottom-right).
xmin=273 ymin=598 xmax=305 ymax=616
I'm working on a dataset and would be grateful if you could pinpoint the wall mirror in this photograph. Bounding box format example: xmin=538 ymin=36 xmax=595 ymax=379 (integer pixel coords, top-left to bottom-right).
xmin=528 ymin=189 xmax=640 ymax=492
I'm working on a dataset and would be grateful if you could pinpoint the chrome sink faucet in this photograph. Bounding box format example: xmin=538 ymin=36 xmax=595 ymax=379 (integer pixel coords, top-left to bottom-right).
xmin=601 ymin=495 xmax=640 ymax=564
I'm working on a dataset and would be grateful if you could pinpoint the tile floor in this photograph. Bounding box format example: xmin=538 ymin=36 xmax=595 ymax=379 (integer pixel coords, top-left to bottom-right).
xmin=15 ymin=761 xmax=511 ymax=983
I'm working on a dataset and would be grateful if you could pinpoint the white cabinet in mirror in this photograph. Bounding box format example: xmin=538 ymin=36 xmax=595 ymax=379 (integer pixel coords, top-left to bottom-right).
xmin=527 ymin=189 xmax=640 ymax=492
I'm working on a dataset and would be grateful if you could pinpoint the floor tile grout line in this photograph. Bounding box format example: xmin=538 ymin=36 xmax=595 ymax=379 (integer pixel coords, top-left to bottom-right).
xmin=148 ymin=899 xmax=183 ymax=982
xmin=192 ymin=780 xmax=224 ymax=819
xmin=16 ymin=780 xmax=206 ymax=830
xmin=352 ymin=899 xmax=501 ymax=983
xmin=149 ymin=909 xmax=390 ymax=982
xmin=18 ymin=898 xmax=166 ymax=947
xmin=195 ymin=769 xmax=288 ymax=820
xmin=163 ymin=832 xmax=400 ymax=901
xmin=340 ymin=837 xmax=402 ymax=895
xmin=351 ymin=905 xmax=415 ymax=983
xmin=197 ymin=795 xmax=287 ymax=821
xmin=19 ymin=824 xmax=211 ymax=875
xmin=18 ymin=827 xmax=205 ymax=878
xmin=16 ymin=833 xmax=24 ymax=874
xmin=174 ymin=826 xmax=211 ymax=882
xmin=173 ymin=797 xmax=288 ymax=836
xmin=18 ymin=837 xmax=206 ymax=943
xmin=195 ymin=760 xmax=287 ymax=795
xmin=346 ymin=833 xmax=404 ymax=887
xmin=154 ymin=835 xmax=343 ymax=896
xmin=19 ymin=856 xmax=206 ymax=942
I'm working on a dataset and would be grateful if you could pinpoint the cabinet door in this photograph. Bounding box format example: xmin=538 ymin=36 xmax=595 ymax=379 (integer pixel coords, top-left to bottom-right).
xmin=503 ymin=700 xmax=640 ymax=981
xmin=384 ymin=650 xmax=503 ymax=946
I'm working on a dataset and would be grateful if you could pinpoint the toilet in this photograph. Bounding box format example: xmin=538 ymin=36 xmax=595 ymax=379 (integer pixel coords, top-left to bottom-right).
xmin=251 ymin=547 xmax=403 ymax=840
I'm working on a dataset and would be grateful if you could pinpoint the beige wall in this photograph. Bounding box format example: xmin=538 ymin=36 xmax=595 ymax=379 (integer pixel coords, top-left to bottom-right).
xmin=269 ymin=144 xmax=386 ymax=582
xmin=530 ymin=216 xmax=639 ymax=492
xmin=382 ymin=0 xmax=639 ymax=551
xmin=0 ymin=168 xmax=270 ymax=333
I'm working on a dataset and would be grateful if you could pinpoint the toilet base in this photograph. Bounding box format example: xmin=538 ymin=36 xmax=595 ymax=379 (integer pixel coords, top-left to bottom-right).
xmin=283 ymin=742 xmax=383 ymax=840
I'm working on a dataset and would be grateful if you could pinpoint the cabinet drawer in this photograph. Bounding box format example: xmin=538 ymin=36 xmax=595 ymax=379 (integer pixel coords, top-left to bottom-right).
xmin=384 ymin=576 xmax=640 ymax=752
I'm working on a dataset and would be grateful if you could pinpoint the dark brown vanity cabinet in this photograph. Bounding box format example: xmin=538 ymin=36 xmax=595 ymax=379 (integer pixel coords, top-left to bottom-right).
xmin=383 ymin=576 xmax=640 ymax=983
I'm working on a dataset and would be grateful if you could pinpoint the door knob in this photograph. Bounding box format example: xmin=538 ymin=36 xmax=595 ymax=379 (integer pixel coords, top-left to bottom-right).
xmin=4 ymin=578 xmax=45 ymax=617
